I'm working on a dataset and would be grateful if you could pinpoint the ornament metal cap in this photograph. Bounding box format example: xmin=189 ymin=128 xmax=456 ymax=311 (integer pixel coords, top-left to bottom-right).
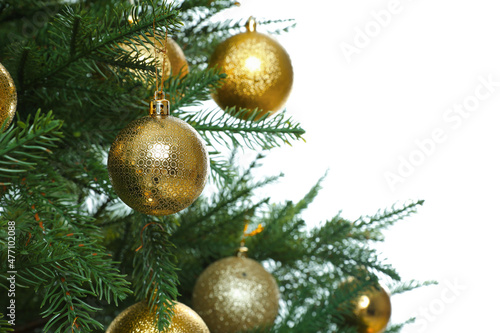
xmin=237 ymin=245 xmax=249 ymax=258
xmin=149 ymin=90 xmax=170 ymax=117
xmin=245 ymin=16 xmax=257 ymax=32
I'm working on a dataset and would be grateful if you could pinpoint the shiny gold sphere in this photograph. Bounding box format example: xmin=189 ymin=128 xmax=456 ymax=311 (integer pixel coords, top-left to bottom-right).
xmin=0 ymin=62 xmax=17 ymax=130
xmin=107 ymin=114 xmax=209 ymax=216
xmin=192 ymin=256 xmax=280 ymax=333
xmin=209 ymin=18 xmax=293 ymax=120
xmin=106 ymin=301 xmax=210 ymax=333
xmin=123 ymin=35 xmax=189 ymax=79
xmin=341 ymin=280 xmax=392 ymax=333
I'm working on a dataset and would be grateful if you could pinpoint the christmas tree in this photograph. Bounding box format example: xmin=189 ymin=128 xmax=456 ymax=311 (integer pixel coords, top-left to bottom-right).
xmin=0 ymin=1 xmax=431 ymax=332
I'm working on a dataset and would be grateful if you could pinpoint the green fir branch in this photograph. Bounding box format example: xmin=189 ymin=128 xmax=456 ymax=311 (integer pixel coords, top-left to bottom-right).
xmin=20 ymin=2 xmax=181 ymax=92
xmin=0 ymin=0 xmax=63 ymax=25
xmin=0 ymin=313 xmax=13 ymax=333
xmin=166 ymin=67 xmax=224 ymax=112
xmin=0 ymin=110 xmax=63 ymax=184
xmin=384 ymin=318 xmax=416 ymax=333
xmin=40 ymin=262 xmax=103 ymax=333
xmin=177 ymin=0 xmax=237 ymax=14
xmin=208 ymin=152 xmax=237 ymax=185
xmin=389 ymin=279 xmax=437 ymax=295
xmin=351 ymin=200 xmax=424 ymax=241
xmin=0 ymin=171 xmax=131 ymax=332
xmin=257 ymin=18 xmax=297 ymax=35
xmin=32 ymin=76 xmax=143 ymax=111
xmin=175 ymin=154 xmax=279 ymax=235
xmin=177 ymin=3 xmax=241 ymax=68
xmin=248 ymin=200 xmax=308 ymax=263
xmin=355 ymin=200 xmax=424 ymax=229
xmin=294 ymin=171 xmax=328 ymax=212
xmin=183 ymin=107 xmax=305 ymax=150
xmin=132 ymin=218 xmax=179 ymax=332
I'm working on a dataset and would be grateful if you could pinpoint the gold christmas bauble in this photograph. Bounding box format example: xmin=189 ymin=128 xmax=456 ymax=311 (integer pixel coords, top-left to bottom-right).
xmin=106 ymin=301 xmax=210 ymax=333
xmin=107 ymin=97 xmax=208 ymax=216
xmin=0 ymin=62 xmax=17 ymax=130
xmin=123 ymin=35 xmax=189 ymax=79
xmin=192 ymin=256 xmax=280 ymax=333
xmin=209 ymin=17 xmax=293 ymax=120
xmin=341 ymin=279 xmax=392 ymax=333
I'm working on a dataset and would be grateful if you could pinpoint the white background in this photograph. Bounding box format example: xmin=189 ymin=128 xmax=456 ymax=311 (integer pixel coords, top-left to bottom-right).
xmin=209 ymin=0 xmax=500 ymax=332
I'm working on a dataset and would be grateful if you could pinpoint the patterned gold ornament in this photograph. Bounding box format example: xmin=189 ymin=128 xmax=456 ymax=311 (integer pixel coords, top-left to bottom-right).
xmin=123 ymin=34 xmax=189 ymax=80
xmin=0 ymin=62 xmax=17 ymax=130
xmin=340 ymin=279 xmax=392 ymax=333
xmin=107 ymin=92 xmax=209 ymax=216
xmin=106 ymin=301 xmax=210 ymax=333
xmin=192 ymin=253 xmax=280 ymax=333
xmin=209 ymin=17 xmax=293 ymax=120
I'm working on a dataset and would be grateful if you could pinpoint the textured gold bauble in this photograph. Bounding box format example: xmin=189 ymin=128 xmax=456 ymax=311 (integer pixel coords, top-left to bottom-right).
xmin=192 ymin=256 xmax=280 ymax=333
xmin=107 ymin=98 xmax=208 ymax=216
xmin=209 ymin=17 xmax=293 ymax=120
xmin=0 ymin=62 xmax=17 ymax=130
xmin=353 ymin=285 xmax=391 ymax=333
xmin=106 ymin=301 xmax=210 ymax=333
xmin=123 ymin=35 xmax=189 ymax=79
xmin=342 ymin=280 xmax=392 ymax=333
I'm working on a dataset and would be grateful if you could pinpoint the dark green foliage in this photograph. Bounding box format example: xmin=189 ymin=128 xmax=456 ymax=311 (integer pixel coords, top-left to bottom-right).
xmin=0 ymin=313 xmax=13 ymax=333
xmin=131 ymin=216 xmax=179 ymax=331
xmin=0 ymin=110 xmax=63 ymax=183
xmin=0 ymin=167 xmax=131 ymax=332
xmin=0 ymin=0 xmax=428 ymax=332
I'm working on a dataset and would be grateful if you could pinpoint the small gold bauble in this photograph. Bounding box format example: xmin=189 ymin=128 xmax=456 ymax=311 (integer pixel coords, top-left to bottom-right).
xmin=107 ymin=97 xmax=208 ymax=216
xmin=209 ymin=17 xmax=293 ymax=120
xmin=0 ymin=62 xmax=17 ymax=130
xmin=106 ymin=301 xmax=210 ymax=333
xmin=123 ymin=35 xmax=189 ymax=79
xmin=192 ymin=256 xmax=280 ymax=333
xmin=340 ymin=279 xmax=392 ymax=333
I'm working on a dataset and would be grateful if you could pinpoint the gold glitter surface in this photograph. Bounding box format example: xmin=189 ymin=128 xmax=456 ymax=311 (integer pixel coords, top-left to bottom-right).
xmin=192 ymin=256 xmax=280 ymax=333
xmin=106 ymin=301 xmax=210 ymax=333
xmin=209 ymin=23 xmax=293 ymax=120
xmin=120 ymin=35 xmax=189 ymax=79
xmin=0 ymin=62 xmax=17 ymax=130
xmin=107 ymin=114 xmax=208 ymax=216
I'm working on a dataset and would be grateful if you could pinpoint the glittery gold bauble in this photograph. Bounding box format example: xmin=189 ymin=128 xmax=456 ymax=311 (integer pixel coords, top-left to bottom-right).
xmin=107 ymin=95 xmax=208 ymax=216
xmin=341 ymin=280 xmax=392 ymax=333
xmin=0 ymin=63 xmax=17 ymax=130
xmin=209 ymin=17 xmax=293 ymax=120
xmin=106 ymin=301 xmax=210 ymax=333
xmin=192 ymin=256 xmax=280 ymax=333
xmin=123 ymin=35 xmax=189 ymax=79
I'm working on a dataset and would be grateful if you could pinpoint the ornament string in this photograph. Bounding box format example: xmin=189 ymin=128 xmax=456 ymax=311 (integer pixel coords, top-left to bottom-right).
xmin=153 ymin=16 xmax=159 ymax=93
xmin=135 ymin=222 xmax=165 ymax=252
xmin=159 ymin=27 xmax=169 ymax=93
xmin=151 ymin=12 xmax=169 ymax=96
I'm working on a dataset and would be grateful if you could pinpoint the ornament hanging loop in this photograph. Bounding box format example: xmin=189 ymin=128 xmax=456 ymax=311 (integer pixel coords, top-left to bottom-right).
xmin=245 ymin=16 xmax=257 ymax=32
xmin=149 ymin=90 xmax=170 ymax=117
xmin=237 ymin=244 xmax=248 ymax=258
